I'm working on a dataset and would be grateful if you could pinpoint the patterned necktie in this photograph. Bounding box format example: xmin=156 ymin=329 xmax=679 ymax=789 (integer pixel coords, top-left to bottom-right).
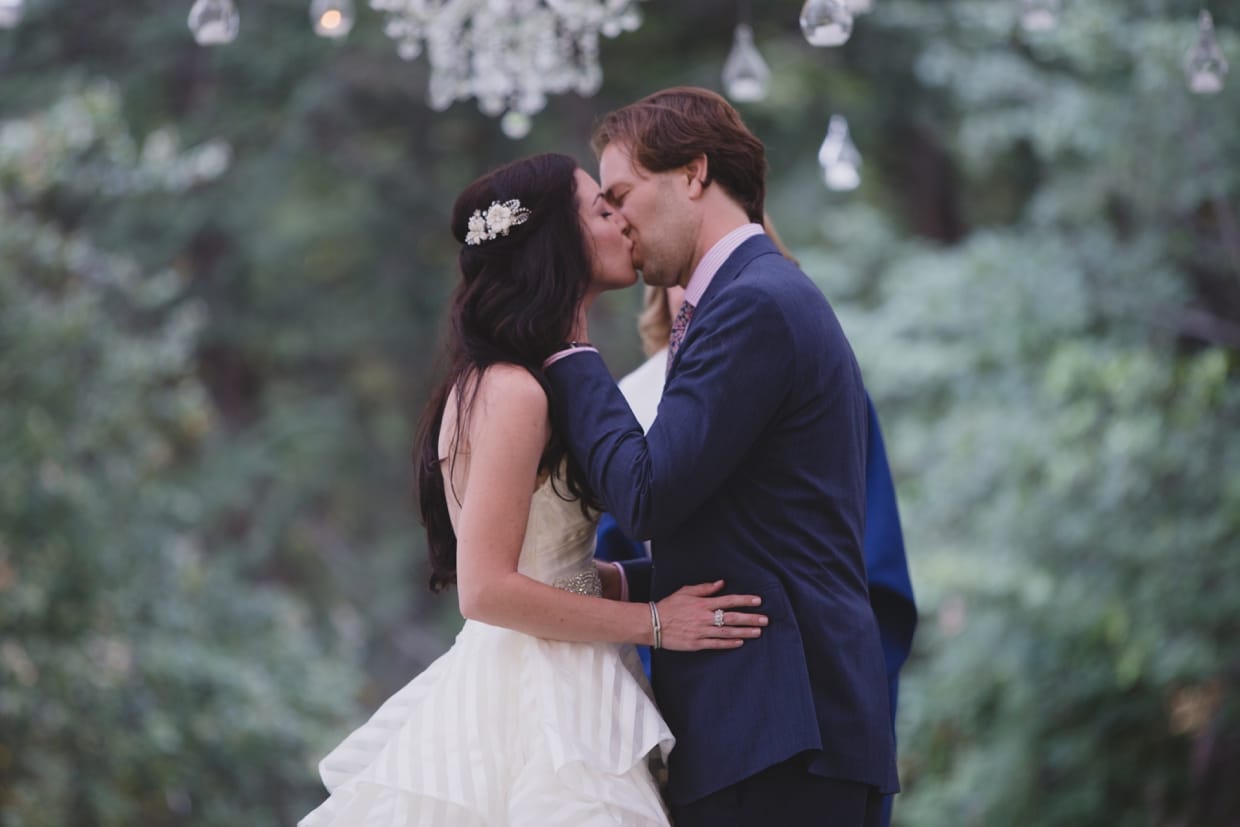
xmin=666 ymin=300 xmax=695 ymax=375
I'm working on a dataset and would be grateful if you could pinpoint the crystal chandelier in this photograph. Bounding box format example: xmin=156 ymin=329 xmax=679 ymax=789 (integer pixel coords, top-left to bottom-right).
xmin=369 ymin=0 xmax=644 ymax=120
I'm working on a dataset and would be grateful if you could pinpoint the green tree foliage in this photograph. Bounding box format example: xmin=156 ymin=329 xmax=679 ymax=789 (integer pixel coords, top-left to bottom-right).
xmin=803 ymin=3 xmax=1240 ymax=824
xmin=0 ymin=85 xmax=360 ymax=825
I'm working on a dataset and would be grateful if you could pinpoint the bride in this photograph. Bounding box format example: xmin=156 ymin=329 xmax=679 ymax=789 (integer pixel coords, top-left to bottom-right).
xmin=300 ymin=153 xmax=768 ymax=827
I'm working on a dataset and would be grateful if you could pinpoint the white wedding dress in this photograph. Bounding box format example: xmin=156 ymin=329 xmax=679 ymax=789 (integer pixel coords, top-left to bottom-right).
xmin=300 ymin=472 xmax=674 ymax=827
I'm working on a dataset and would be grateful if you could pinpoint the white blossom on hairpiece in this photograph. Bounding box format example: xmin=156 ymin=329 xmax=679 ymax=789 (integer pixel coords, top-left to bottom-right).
xmin=465 ymin=199 xmax=532 ymax=245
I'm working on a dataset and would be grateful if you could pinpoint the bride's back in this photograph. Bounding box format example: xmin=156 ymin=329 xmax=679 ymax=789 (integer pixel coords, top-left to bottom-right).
xmin=437 ymin=374 xmax=599 ymax=593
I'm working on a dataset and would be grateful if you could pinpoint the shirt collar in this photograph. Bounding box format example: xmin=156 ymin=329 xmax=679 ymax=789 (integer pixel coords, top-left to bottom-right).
xmin=683 ymin=223 xmax=765 ymax=307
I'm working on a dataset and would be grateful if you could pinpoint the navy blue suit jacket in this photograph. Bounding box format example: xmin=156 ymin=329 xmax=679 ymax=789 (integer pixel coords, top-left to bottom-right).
xmin=599 ymin=395 xmax=917 ymax=728
xmin=547 ymin=234 xmax=899 ymax=805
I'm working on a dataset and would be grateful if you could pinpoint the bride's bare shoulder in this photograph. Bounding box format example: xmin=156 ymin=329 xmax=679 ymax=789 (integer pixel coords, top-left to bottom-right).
xmin=472 ymin=363 xmax=549 ymax=422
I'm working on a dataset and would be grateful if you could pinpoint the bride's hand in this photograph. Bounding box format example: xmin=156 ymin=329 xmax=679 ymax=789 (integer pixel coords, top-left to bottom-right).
xmin=655 ymin=581 xmax=768 ymax=651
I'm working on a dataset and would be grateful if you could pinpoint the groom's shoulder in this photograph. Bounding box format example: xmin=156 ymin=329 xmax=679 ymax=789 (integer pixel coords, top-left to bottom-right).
xmin=730 ymin=251 xmax=830 ymax=316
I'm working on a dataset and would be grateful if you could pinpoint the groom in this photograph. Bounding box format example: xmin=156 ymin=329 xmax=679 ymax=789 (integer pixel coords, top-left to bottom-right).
xmin=544 ymin=87 xmax=898 ymax=826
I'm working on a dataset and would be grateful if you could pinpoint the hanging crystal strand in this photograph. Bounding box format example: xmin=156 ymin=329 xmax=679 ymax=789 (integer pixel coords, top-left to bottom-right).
xmin=501 ymin=111 xmax=532 ymax=140
xmin=800 ymin=0 xmax=854 ymax=48
xmin=188 ymin=0 xmax=240 ymax=46
xmin=0 ymin=0 xmax=24 ymax=30
xmin=723 ymin=23 xmax=771 ymax=103
xmin=373 ymin=0 xmax=644 ymax=120
xmin=1185 ymin=10 xmax=1229 ymax=95
xmin=1018 ymin=0 xmax=1060 ymax=33
xmin=312 ymin=0 xmax=355 ymax=39
xmin=818 ymin=115 xmax=862 ymax=191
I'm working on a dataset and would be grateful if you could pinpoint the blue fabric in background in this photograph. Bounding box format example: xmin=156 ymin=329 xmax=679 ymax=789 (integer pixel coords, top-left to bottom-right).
xmin=594 ymin=511 xmax=653 ymax=676
xmin=860 ymin=395 xmax=917 ymax=827
xmin=594 ymin=394 xmax=916 ymax=825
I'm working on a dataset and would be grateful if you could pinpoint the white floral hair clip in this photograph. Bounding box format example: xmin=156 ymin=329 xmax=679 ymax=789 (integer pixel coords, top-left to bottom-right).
xmin=465 ymin=199 xmax=532 ymax=246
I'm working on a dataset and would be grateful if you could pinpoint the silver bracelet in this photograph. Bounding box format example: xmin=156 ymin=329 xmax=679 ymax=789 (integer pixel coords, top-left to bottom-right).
xmin=648 ymin=601 xmax=662 ymax=649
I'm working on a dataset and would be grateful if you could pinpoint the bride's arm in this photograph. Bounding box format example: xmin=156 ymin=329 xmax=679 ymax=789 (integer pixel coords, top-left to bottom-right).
xmin=454 ymin=364 xmax=766 ymax=649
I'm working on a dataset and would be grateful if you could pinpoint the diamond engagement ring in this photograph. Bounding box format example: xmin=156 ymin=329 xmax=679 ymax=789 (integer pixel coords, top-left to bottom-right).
xmin=713 ymin=609 xmax=725 ymax=628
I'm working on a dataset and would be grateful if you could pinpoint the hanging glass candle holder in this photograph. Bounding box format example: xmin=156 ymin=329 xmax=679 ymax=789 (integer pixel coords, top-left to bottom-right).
xmin=800 ymin=0 xmax=854 ymax=48
xmin=0 ymin=0 xmax=25 ymax=30
xmin=188 ymin=0 xmax=240 ymax=46
xmin=818 ymin=115 xmax=862 ymax=192
xmin=1185 ymin=10 xmax=1228 ymax=95
xmin=312 ymin=0 xmax=355 ymax=39
xmin=845 ymin=0 xmax=874 ymax=15
xmin=722 ymin=23 xmax=771 ymax=103
xmin=1018 ymin=0 xmax=1060 ymax=33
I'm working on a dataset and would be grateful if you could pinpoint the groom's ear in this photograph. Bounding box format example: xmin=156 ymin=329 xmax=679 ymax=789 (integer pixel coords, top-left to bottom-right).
xmin=684 ymin=155 xmax=709 ymax=200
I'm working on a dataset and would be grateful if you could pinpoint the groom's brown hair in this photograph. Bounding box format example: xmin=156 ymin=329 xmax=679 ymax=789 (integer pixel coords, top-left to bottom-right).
xmin=591 ymin=86 xmax=767 ymax=224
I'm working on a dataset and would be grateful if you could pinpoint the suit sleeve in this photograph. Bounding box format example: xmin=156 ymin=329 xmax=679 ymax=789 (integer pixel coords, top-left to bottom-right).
xmin=547 ymin=286 xmax=794 ymax=541
xmin=618 ymin=558 xmax=652 ymax=604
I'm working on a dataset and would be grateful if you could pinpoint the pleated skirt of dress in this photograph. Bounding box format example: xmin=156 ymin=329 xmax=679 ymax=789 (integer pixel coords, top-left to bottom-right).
xmin=299 ymin=620 xmax=674 ymax=827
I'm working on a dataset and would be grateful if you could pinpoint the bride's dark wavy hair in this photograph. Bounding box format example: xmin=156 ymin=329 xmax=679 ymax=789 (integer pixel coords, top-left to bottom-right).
xmin=416 ymin=152 xmax=602 ymax=593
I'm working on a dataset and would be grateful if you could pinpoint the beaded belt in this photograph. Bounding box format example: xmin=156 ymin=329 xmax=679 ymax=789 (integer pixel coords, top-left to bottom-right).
xmin=551 ymin=568 xmax=603 ymax=597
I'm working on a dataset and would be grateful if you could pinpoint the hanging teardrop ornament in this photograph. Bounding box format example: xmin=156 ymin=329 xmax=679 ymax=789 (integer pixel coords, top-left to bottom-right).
xmin=1185 ymin=10 xmax=1229 ymax=95
xmin=818 ymin=115 xmax=862 ymax=192
xmin=0 ymin=0 xmax=25 ymax=30
xmin=188 ymin=0 xmax=240 ymax=46
xmin=800 ymin=0 xmax=854 ymax=48
xmin=1018 ymin=0 xmax=1060 ymax=33
xmin=311 ymin=0 xmax=355 ymax=40
xmin=723 ymin=24 xmax=771 ymax=103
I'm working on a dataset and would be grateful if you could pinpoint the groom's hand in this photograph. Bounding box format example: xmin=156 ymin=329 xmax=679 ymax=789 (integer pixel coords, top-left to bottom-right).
xmin=657 ymin=581 xmax=769 ymax=651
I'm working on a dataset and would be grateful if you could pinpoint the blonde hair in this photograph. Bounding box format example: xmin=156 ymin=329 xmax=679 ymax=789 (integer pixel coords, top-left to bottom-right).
xmin=762 ymin=214 xmax=799 ymax=267
xmin=634 ymin=214 xmax=796 ymax=355
xmin=637 ymin=284 xmax=672 ymax=356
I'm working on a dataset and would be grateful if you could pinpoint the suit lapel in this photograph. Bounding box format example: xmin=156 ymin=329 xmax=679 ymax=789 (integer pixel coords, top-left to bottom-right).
xmin=666 ymin=234 xmax=783 ymax=379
